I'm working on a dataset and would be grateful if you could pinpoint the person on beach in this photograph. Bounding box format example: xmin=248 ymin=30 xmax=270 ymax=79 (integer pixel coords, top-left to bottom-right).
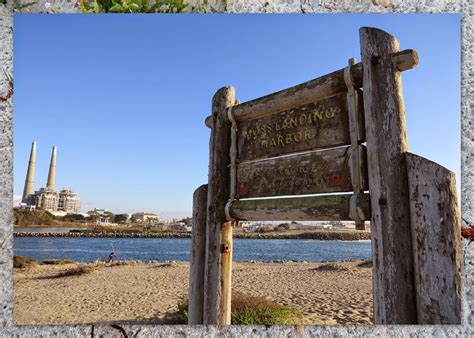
xmin=105 ymin=251 xmax=115 ymax=263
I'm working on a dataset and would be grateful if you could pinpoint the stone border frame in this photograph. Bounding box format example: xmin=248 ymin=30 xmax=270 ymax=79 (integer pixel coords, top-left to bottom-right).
xmin=0 ymin=1 xmax=471 ymax=336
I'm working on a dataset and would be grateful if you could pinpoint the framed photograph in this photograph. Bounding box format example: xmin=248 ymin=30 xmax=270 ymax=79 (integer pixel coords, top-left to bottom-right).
xmin=1 ymin=2 xmax=471 ymax=337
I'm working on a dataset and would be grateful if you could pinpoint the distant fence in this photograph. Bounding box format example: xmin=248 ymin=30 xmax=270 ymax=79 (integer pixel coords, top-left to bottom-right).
xmin=189 ymin=27 xmax=461 ymax=325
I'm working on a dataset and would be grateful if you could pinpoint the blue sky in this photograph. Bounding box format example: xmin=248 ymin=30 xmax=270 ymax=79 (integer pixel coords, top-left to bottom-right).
xmin=13 ymin=14 xmax=460 ymax=218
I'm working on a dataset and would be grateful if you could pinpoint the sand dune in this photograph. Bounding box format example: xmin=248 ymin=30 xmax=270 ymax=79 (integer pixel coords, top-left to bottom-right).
xmin=13 ymin=260 xmax=372 ymax=325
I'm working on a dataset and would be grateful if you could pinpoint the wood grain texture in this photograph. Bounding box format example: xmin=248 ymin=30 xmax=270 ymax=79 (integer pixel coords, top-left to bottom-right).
xmin=237 ymin=91 xmax=365 ymax=162
xmin=219 ymin=221 xmax=233 ymax=325
xmin=188 ymin=184 xmax=208 ymax=325
xmin=392 ymin=49 xmax=419 ymax=72
xmin=203 ymin=86 xmax=235 ymax=325
xmin=204 ymin=50 xmax=416 ymax=129
xmin=360 ymin=27 xmax=417 ymax=324
xmin=406 ymin=153 xmax=461 ymax=324
xmin=229 ymin=193 xmax=370 ymax=222
xmin=231 ymin=63 xmax=363 ymax=123
xmin=236 ymin=146 xmax=367 ymax=199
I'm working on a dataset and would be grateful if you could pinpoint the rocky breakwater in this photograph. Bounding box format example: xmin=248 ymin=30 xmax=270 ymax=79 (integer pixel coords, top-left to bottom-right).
xmin=14 ymin=230 xmax=191 ymax=238
xmin=234 ymin=231 xmax=371 ymax=241
xmin=14 ymin=229 xmax=370 ymax=240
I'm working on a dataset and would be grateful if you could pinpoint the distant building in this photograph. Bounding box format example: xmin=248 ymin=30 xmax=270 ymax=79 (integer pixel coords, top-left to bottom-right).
xmin=88 ymin=208 xmax=108 ymax=216
xmin=132 ymin=212 xmax=160 ymax=223
xmin=50 ymin=211 xmax=67 ymax=217
xmin=168 ymin=224 xmax=191 ymax=232
xmin=343 ymin=222 xmax=356 ymax=229
xmin=28 ymin=187 xmax=80 ymax=214
xmin=97 ymin=216 xmax=111 ymax=226
xmin=18 ymin=202 xmax=36 ymax=210
xmin=239 ymin=222 xmax=252 ymax=228
xmin=58 ymin=189 xmax=81 ymax=213
xmin=313 ymin=223 xmax=333 ymax=229
xmin=31 ymin=187 xmax=59 ymax=212
xmin=87 ymin=208 xmax=112 ymax=226
xmin=21 ymin=142 xmax=81 ymax=214
xmin=330 ymin=221 xmax=345 ymax=228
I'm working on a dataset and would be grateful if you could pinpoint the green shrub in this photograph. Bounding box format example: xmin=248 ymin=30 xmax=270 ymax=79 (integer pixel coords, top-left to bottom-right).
xmin=231 ymin=306 xmax=301 ymax=325
xmin=79 ymin=0 xmax=188 ymax=13
xmin=176 ymin=297 xmax=188 ymax=324
xmin=62 ymin=213 xmax=86 ymax=222
xmin=13 ymin=208 xmax=57 ymax=226
xmin=175 ymin=291 xmax=301 ymax=325
xmin=230 ymin=291 xmax=301 ymax=325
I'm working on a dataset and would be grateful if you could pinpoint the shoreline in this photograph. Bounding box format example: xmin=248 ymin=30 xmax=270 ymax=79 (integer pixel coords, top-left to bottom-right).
xmin=15 ymin=256 xmax=372 ymax=265
xmin=14 ymin=229 xmax=371 ymax=241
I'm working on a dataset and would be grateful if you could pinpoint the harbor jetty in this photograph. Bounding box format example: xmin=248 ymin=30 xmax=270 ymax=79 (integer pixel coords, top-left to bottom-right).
xmin=14 ymin=229 xmax=371 ymax=240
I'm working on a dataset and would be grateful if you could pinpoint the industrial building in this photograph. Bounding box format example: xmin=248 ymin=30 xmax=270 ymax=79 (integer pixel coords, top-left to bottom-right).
xmin=131 ymin=212 xmax=160 ymax=223
xmin=21 ymin=141 xmax=81 ymax=214
xmin=57 ymin=189 xmax=81 ymax=213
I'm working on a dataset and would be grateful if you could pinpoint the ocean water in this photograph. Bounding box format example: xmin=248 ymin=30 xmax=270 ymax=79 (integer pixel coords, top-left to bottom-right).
xmin=13 ymin=237 xmax=372 ymax=263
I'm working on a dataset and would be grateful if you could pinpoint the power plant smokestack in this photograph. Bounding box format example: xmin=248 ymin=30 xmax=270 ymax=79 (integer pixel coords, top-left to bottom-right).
xmin=46 ymin=146 xmax=57 ymax=190
xmin=22 ymin=141 xmax=37 ymax=202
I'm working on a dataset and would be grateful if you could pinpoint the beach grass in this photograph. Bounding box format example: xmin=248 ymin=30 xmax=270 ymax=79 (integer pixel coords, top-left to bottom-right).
xmin=313 ymin=262 xmax=354 ymax=272
xmin=41 ymin=259 xmax=75 ymax=265
xmin=40 ymin=264 xmax=97 ymax=279
xmin=357 ymin=260 xmax=373 ymax=268
xmin=13 ymin=256 xmax=38 ymax=269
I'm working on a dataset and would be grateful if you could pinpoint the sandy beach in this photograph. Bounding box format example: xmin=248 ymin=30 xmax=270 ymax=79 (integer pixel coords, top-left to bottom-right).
xmin=14 ymin=260 xmax=373 ymax=325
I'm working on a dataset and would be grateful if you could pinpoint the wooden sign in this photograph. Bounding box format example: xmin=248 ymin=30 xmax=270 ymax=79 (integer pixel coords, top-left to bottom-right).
xmin=235 ymin=145 xmax=367 ymax=199
xmin=192 ymin=26 xmax=446 ymax=327
xmin=237 ymin=91 xmax=365 ymax=162
xmin=229 ymin=193 xmax=371 ymax=222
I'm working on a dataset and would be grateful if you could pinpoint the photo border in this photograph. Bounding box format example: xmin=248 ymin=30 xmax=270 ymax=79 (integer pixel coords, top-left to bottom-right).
xmin=0 ymin=0 xmax=471 ymax=336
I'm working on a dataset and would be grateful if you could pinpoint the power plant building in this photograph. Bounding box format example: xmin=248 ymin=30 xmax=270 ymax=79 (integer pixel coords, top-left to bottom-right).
xmin=58 ymin=189 xmax=81 ymax=212
xmin=22 ymin=142 xmax=80 ymax=214
xmin=30 ymin=188 xmax=59 ymax=211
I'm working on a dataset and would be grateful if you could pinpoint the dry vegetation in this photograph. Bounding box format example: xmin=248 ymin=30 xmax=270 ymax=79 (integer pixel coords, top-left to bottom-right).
xmin=13 ymin=256 xmax=38 ymax=269
xmin=313 ymin=262 xmax=355 ymax=272
xmin=14 ymin=256 xmax=96 ymax=279
xmin=40 ymin=264 xmax=97 ymax=279
xmin=41 ymin=259 xmax=75 ymax=265
xmin=174 ymin=291 xmax=302 ymax=325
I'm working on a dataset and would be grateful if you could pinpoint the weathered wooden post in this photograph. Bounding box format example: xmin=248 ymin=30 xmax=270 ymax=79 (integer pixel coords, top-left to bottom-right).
xmin=406 ymin=153 xmax=462 ymax=324
xmin=219 ymin=221 xmax=233 ymax=324
xmin=218 ymin=98 xmax=240 ymax=325
xmin=188 ymin=184 xmax=208 ymax=325
xmin=203 ymin=86 xmax=235 ymax=325
xmin=360 ymin=27 xmax=418 ymax=324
